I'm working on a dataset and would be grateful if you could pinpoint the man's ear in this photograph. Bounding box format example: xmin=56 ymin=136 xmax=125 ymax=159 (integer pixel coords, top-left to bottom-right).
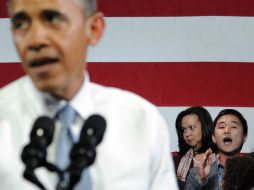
xmin=86 ymin=12 xmax=105 ymax=46
xmin=243 ymin=135 xmax=247 ymax=143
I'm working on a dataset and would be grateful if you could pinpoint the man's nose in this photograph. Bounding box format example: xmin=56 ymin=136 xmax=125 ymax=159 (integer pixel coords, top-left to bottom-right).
xmin=27 ymin=22 xmax=49 ymax=51
xmin=224 ymin=125 xmax=231 ymax=133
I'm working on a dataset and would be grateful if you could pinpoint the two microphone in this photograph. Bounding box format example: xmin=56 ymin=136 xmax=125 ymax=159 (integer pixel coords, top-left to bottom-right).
xmin=21 ymin=114 xmax=106 ymax=190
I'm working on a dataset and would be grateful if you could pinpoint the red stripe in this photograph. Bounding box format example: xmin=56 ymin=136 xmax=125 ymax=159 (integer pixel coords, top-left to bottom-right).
xmin=1 ymin=62 xmax=254 ymax=107
xmin=0 ymin=63 xmax=24 ymax=86
xmin=1 ymin=0 xmax=254 ymax=18
xmin=98 ymin=0 xmax=254 ymax=17
xmin=0 ymin=0 xmax=8 ymax=18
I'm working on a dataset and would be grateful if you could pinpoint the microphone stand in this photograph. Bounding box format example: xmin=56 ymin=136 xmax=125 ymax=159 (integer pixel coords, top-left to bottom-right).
xmin=21 ymin=144 xmax=64 ymax=190
xmin=23 ymin=158 xmax=64 ymax=190
xmin=56 ymin=143 xmax=96 ymax=190
xmin=23 ymin=168 xmax=46 ymax=190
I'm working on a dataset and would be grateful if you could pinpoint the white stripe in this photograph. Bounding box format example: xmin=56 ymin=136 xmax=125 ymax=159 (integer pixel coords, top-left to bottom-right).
xmin=159 ymin=107 xmax=254 ymax=152
xmin=0 ymin=18 xmax=20 ymax=62
xmin=1 ymin=17 xmax=254 ymax=63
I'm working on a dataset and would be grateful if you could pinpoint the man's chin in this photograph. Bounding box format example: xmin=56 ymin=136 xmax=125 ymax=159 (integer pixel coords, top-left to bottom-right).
xmin=32 ymin=79 xmax=68 ymax=100
xmin=32 ymin=79 xmax=56 ymax=93
xmin=219 ymin=146 xmax=243 ymax=156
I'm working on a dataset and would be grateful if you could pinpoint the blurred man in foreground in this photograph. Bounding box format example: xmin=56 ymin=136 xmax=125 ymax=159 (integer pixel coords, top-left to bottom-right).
xmin=0 ymin=0 xmax=178 ymax=189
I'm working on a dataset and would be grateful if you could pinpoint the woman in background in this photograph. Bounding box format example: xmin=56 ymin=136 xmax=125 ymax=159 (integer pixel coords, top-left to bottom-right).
xmin=174 ymin=106 xmax=216 ymax=189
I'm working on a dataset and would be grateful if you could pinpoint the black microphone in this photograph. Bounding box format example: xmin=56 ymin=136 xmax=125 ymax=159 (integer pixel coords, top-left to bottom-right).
xmin=21 ymin=116 xmax=55 ymax=190
xmin=66 ymin=114 xmax=106 ymax=189
xmin=79 ymin=114 xmax=106 ymax=149
xmin=30 ymin=116 xmax=55 ymax=148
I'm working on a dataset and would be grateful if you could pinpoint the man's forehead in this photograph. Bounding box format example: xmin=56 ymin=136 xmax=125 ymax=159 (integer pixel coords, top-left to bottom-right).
xmin=10 ymin=0 xmax=60 ymax=3
xmin=10 ymin=0 xmax=81 ymax=16
xmin=216 ymin=114 xmax=241 ymax=125
xmin=10 ymin=0 xmax=75 ymax=10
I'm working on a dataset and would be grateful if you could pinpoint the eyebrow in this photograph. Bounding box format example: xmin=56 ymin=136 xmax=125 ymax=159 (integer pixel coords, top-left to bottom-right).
xmin=217 ymin=121 xmax=241 ymax=126
xmin=42 ymin=9 xmax=63 ymax=17
xmin=11 ymin=9 xmax=64 ymax=22
xmin=181 ymin=124 xmax=195 ymax=129
xmin=231 ymin=121 xmax=241 ymax=125
xmin=11 ymin=11 xmax=29 ymax=23
xmin=41 ymin=9 xmax=66 ymax=21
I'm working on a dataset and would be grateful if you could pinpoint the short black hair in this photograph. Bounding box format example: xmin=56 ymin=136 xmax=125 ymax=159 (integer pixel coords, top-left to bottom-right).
xmin=76 ymin=0 xmax=97 ymax=16
xmin=213 ymin=109 xmax=248 ymax=135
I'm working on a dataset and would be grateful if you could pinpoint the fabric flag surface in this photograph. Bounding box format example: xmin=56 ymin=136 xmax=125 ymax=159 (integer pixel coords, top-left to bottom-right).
xmin=0 ymin=0 xmax=254 ymax=152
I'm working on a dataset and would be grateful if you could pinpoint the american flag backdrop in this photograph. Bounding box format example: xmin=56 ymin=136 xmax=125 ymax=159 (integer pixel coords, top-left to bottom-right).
xmin=0 ymin=0 xmax=254 ymax=152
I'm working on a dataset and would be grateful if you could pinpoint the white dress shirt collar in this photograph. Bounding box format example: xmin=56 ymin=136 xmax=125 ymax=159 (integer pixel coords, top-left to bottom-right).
xmin=24 ymin=72 xmax=93 ymax=120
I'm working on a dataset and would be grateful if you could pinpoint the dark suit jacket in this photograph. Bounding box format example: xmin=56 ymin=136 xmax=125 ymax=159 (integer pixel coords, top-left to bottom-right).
xmin=184 ymin=162 xmax=220 ymax=190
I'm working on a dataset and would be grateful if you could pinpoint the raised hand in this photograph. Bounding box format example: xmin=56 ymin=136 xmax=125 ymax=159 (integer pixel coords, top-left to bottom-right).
xmin=194 ymin=148 xmax=213 ymax=183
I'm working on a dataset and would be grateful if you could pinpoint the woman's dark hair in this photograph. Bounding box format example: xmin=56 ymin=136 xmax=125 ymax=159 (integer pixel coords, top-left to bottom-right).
xmin=223 ymin=152 xmax=254 ymax=190
xmin=213 ymin=109 xmax=248 ymax=136
xmin=175 ymin=106 xmax=216 ymax=156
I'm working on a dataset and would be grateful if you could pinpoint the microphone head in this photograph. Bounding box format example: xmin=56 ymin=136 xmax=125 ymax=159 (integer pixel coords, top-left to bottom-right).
xmin=68 ymin=115 xmax=106 ymax=174
xmin=30 ymin=116 xmax=55 ymax=148
xmin=80 ymin=114 xmax=106 ymax=147
xmin=21 ymin=116 xmax=55 ymax=170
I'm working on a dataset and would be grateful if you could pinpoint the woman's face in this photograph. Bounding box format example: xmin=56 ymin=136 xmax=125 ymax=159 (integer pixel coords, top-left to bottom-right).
xmin=181 ymin=114 xmax=203 ymax=150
